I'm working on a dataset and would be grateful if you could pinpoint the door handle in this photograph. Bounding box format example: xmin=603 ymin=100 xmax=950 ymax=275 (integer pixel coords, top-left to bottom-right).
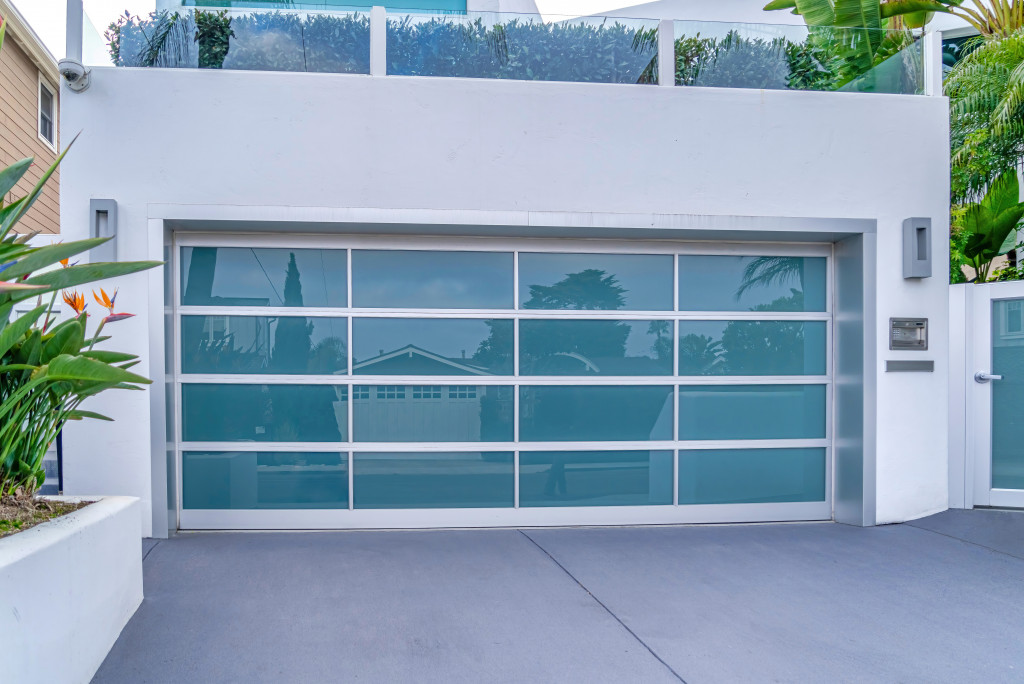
xmin=975 ymin=372 xmax=1004 ymax=383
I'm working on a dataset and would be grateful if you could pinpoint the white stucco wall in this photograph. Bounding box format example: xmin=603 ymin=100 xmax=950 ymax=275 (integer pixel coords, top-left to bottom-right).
xmin=59 ymin=66 xmax=950 ymax=534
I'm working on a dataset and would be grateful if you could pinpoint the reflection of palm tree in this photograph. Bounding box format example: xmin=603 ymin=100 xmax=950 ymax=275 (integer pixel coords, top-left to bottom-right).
xmin=523 ymin=269 xmax=627 ymax=310
xmin=678 ymin=334 xmax=725 ymax=374
xmin=736 ymin=256 xmax=804 ymax=300
xmin=648 ymin=320 xmax=672 ymax=362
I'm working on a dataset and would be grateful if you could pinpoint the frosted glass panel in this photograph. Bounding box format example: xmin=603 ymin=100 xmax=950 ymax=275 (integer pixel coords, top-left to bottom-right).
xmin=353 ymin=318 xmax=512 ymax=375
xmin=182 ymin=315 xmax=348 ymax=374
xmin=182 ymin=384 xmax=347 ymax=442
xmin=678 ymin=448 xmax=825 ymax=504
xmin=353 ymin=385 xmax=513 ymax=442
xmin=353 ymin=452 xmax=513 ymax=508
xmin=678 ymin=385 xmax=826 ymax=440
xmin=520 ymin=386 xmax=673 ymax=441
xmin=678 ymin=256 xmax=826 ymax=312
xmin=992 ymin=299 xmax=1024 ymax=489
xmin=677 ymin=321 xmax=826 ymax=375
xmin=520 ymin=320 xmax=673 ymax=376
xmin=519 ymin=253 xmax=673 ymax=310
xmin=519 ymin=450 xmax=673 ymax=507
xmin=183 ymin=451 xmax=347 ymax=509
xmin=352 ymin=250 xmax=513 ymax=309
xmin=181 ymin=247 xmax=347 ymax=307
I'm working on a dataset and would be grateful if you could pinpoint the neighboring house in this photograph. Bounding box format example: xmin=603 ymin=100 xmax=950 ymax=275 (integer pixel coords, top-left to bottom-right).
xmin=0 ymin=0 xmax=59 ymax=235
xmin=62 ymin=1 xmax=951 ymax=537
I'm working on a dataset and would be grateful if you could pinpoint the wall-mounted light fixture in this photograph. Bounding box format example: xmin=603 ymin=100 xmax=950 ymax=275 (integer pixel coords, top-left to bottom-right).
xmin=903 ymin=217 xmax=932 ymax=279
xmin=90 ymin=199 xmax=118 ymax=262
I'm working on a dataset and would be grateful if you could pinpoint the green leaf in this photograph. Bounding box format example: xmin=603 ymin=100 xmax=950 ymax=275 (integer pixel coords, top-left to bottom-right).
xmin=795 ymin=0 xmax=836 ymax=27
xmin=41 ymin=354 xmax=151 ymax=386
xmin=42 ymin=319 xmax=85 ymax=361
xmin=11 ymin=260 xmax=164 ymax=303
xmin=879 ymin=0 xmax=951 ymax=19
xmin=764 ymin=0 xmax=798 ymax=10
xmin=0 ymin=305 xmax=46 ymax=358
xmin=0 ymin=158 xmax=32 ymax=200
xmin=0 ymin=238 xmax=114 ymax=280
xmin=82 ymin=350 xmax=138 ymax=364
xmin=67 ymin=409 xmax=114 ymax=422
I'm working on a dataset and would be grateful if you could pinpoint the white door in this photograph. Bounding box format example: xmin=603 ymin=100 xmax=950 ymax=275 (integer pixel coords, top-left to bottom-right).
xmin=970 ymin=281 xmax=1024 ymax=508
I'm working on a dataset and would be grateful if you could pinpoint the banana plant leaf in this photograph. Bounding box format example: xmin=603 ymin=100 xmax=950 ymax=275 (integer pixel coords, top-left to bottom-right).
xmin=962 ymin=172 xmax=1024 ymax=262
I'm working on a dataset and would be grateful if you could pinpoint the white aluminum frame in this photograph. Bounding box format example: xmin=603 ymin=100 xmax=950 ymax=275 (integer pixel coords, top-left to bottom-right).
xmin=173 ymin=232 xmax=834 ymax=529
xmin=968 ymin=281 xmax=1024 ymax=509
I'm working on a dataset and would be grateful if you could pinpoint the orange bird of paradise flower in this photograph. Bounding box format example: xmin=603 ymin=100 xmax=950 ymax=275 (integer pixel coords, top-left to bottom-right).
xmin=63 ymin=290 xmax=86 ymax=315
xmin=93 ymin=288 xmax=134 ymax=323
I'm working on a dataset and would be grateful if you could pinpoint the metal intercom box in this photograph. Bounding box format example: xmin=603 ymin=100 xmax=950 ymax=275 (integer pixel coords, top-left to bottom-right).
xmin=890 ymin=318 xmax=928 ymax=350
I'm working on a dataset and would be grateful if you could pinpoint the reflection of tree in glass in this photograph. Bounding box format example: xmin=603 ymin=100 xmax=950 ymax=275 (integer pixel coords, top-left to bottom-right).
xmin=720 ymin=320 xmax=804 ymax=374
xmin=517 ymin=270 xmax=631 ymax=373
xmin=522 ymin=269 xmax=626 ymax=310
xmin=678 ymin=334 xmax=725 ymax=374
xmin=736 ymin=256 xmax=805 ymax=311
xmin=648 ymin=320 xmax=672 ymax=362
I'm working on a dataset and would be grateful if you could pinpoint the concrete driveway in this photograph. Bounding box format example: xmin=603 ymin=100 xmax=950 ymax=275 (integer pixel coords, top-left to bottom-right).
xmin=93 ymin=510 xmax=1024 ymax=683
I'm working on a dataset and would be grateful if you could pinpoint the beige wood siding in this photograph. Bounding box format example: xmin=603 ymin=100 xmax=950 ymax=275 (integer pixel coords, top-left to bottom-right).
xmin=0 ymin=34 xmax=59 ymax=235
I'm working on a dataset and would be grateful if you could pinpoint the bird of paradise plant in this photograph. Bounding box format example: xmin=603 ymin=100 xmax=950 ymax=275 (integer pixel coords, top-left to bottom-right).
xmin=0 ymin=16 xmax=162 ymax=498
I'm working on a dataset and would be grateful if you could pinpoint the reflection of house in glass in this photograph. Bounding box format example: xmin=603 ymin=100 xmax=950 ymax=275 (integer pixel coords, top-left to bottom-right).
xmin=349 ymin=345 xmax=513 ymax=442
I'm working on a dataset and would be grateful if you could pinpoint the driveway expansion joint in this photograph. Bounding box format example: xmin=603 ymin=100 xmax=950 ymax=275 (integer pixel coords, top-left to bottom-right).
xmin=518 ymin=529 xmax=688 ymax=684
xmin=905 ymin=520 xmax=1024 ymax=562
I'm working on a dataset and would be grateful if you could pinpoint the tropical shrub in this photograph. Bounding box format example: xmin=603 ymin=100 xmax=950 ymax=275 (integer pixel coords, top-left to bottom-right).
xmin=955 ymin=171 xmax=1024 ymax=281
xmin=1 ymin=18 xmax=162 ymax=497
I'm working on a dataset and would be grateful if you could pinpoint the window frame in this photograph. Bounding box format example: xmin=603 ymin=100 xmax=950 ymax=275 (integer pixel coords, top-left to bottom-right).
xmin=37 ymin=74 xmax=57 ymax=151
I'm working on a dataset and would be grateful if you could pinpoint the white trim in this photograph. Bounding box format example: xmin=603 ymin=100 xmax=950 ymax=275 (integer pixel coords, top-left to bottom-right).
xmin=180 ymin=501 xmax=831 ymax=530
xmin=181 ymin=439 xmax=830 ymax=452
xmin=36 ymin=73 xmax=57 ymax=152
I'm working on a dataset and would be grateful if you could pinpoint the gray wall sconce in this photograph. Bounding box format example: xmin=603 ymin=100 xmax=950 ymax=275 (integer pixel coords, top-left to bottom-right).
xmin=90 ymin=199 xmax=118 ymax=262
xmin=903 ymin=217 xmax=932 ymax=279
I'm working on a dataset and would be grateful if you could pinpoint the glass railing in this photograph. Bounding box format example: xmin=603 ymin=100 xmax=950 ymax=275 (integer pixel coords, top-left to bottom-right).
xmin=81 ymin=4 xmax=927 ymax=95
xmin=386 ymin=11 xmax=658 ymax=84
xmin=673 ymin=20 xmax=923 ymax=95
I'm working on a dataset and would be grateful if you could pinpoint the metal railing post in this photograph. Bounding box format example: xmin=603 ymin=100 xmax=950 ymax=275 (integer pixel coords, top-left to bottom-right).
xmin=66 ymin=0 xmax=84 ymax=61
xmin=370 ymin=6 xmax=387 ymax=77
xmin=658 ymin=19 xmax=674 ymax=87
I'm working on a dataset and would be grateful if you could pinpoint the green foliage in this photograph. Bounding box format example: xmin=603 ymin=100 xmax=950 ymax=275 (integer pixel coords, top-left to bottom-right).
xmin=196 ymin=10 xmax=233 ymax=69
xmin=958 ymin=171 xmax=1024 ymax=282
xmin=0 ymin=24 xmax=162 ymax=495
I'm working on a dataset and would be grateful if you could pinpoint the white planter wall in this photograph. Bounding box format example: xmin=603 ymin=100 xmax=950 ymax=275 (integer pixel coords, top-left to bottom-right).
xmin=0 ymin=496 xmax=143 ymax=684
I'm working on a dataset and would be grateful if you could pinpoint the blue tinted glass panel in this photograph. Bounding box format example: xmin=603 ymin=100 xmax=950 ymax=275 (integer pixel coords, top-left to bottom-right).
xmin=678 ymin=385 xmax=826 ymax=440
xmin=182 ymin=315 xmax=348 ymax=374
xmin=181 ymin=247 xmax=347 ymax=307
xmin=519 ymin=450 xmax=673 ymax=507
xmin=520 ymin=386 xmax=673 ymax=441
xmin=183 ymin=451 xmax=347 ymax=509
xmin=678 ymin=448 xmax=826 ymax=504
xmin=992 ymin=299 xmax=1024 ymax=489
xmin=677 ymin=321 xmax=826 ymax=376
xmin=353 ymin=452 xmax=513 ymax=508
xmin=519 ymin=253 xmax=673 ymax=311
xmin=678 ymin=256 xmax=826 ymax=312
xmin=353 ymin=318 xmax=512 ymax=375
xmin=352 ymin=250 xmax=512 ymax=309
xmin=520 ymin=320 xmax=672 ymax=376
xmin=353 ymin=385 xmax=513 ymax=442
xmin=182 ymin=384 xmax=347 ymax=442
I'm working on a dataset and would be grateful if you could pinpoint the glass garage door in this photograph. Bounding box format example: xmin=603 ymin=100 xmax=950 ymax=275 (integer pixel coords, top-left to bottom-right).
xmin=173 ymin=237 xmax=831 ymax=529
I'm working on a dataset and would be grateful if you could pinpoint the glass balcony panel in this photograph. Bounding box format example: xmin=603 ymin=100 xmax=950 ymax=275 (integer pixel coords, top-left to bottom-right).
xmin=518 ymin=253 xmax=673 ymax=311
xmin=181 ymin=315 xmax=348 ymax=374
xmin=183 ymin=451 xmax=348 ymax=509
xmin=677 ymin=321 xmax=826 ymax=376
xmin=182 ymin=384 xmax=348 ymax=442
xmin=353 ymin=451 xmax=513 ymax=508
xmin=519 ymin=450 xmax=673 ymax=507
xmin=678 ymin=448 xmax=826 ymax=504
xmin=520 ymin=320 xmax=673 ymax=376
xmin=353 ymin=385 xmax=514 ymax=442
xmin=352 ymin=250 xmax=513 ymax=309
xmin=678 ymin=385 xmax=826 ymax=440
xmin=519 ymin=386 xmax=673 ymax=442
xmin=180 ymin=247 xmax=348 ymax=308
xmin=678 ymin=255 xmax=827 ymax=312
xmin=388 ymin=12 xmax=659 ymax=84
xmin=353 ymin=318 xmax=512 ymax=375
xmin=673 ymin=21 xmax=923 ymax=95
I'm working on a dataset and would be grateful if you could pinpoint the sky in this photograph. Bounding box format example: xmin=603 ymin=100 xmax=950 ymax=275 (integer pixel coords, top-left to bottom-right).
xmin=10 ymin=0 xmax=968 ymax=61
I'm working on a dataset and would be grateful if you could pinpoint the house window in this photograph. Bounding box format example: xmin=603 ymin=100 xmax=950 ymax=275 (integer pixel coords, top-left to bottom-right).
xmin=377 ymin=386 xmax=405 ymax=400
xmin=448 ymin=386 xmax=477 ymax=399
xmin=353 ymin=386 xmax=370 ymax=400
xmin=38 ymin=79 xmax=55 ymax=148
xmin=412 ymin=386 xmax=442 ymax=399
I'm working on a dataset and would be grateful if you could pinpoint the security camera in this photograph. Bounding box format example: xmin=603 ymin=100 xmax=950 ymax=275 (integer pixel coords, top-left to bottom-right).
xmin=57 ymin=59 xmax=91 ymax=93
